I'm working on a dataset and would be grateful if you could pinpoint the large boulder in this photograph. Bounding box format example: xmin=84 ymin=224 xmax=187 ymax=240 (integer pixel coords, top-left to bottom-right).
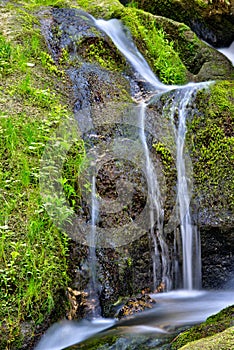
xmin=120 ymin=0 xmax=234 ymax=47
xmin=74 ymin=0 xmax=234 ymax=83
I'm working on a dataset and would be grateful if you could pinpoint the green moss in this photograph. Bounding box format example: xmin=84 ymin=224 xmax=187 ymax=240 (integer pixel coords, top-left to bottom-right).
xmin=180 ymin=326 xmax=234 ymax=350
xmin=171 ymin=305 xmax=234 ymax=349
xmin=118 ymin=8 xmax=187 ymax=84
xmin=153 ymin=142 xmax=173 ymax=169
xmin=73 ymin=335 xmax=119 ymax=349
xmin=187 ymin=81 xmax=234 ymax=211
xmin=83 ymin=39 xmax=125 ymax=71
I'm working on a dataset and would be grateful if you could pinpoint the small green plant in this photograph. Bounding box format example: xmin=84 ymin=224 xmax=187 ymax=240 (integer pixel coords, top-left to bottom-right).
xmin=0 ymin=34 xmax=13 ymax=76
xmin=121 ymin=9 xmax=187 ymax=85
xmin=85 ymin=40 xmax=124 ymax=71
xmin=126 ymin=1 xmax=139 ymax=8
xmin=153 ymin=141 xmax=173 ymax=169
xmin=62 ymin=140 xmax=87 ymax=210
xmin=195 ymin=0 xmax=209 ymax=8
xmin=40 ymin=51 xmax=63 ymax=75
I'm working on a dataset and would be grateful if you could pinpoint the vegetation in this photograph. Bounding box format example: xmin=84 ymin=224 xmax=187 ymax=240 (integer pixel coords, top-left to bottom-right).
xmin=123 ymin=0 xmax=234 ymax=48
xmin=0 ymin=4 xmax=85 ymax=348
xmin=119 ymin=8 xmax=187 ymax=84
xmin=83 ymin=39 xmax=126 ymax=71
xmin=153 ymin=141 xmax=173 ymax=170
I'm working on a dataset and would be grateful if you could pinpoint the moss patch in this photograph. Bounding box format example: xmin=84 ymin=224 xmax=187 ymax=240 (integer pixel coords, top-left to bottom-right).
xmin=187 ymin=81 xmax=234 ymax=217
xmin=179 ymin=326 xmax=234 ymax=350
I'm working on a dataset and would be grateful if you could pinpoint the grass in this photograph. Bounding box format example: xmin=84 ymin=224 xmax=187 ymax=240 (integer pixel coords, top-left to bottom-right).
xmin=0 ymin=4 xmax=86 ymax=348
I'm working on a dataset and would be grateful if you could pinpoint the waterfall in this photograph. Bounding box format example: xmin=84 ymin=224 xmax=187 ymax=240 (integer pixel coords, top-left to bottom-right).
xmin=34 ymin=10 xmax=231 ymax=350
xmin=94 ymin=17 xmax=209 ymax=291
xmin=176 ymin=89 xmax=201 ymax=290
xmin=87 ymin=171 xmax=101 ymax=317
xmin=95 ymin=18 xmax=172 ymax=91
xmin=167 ymin=87 xmax=203 ymax=289
xmin=139 ymin=103 xmax=171 ymax=291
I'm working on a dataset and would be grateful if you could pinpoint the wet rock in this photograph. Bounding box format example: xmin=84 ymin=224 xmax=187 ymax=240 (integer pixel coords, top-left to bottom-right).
xmin=116 ymin=294 xmax=156 ymax=319
xmin=66 ymin=287 xmax=88 ymax=320
xmin=201 ymin=227 xmax=234 ymax=289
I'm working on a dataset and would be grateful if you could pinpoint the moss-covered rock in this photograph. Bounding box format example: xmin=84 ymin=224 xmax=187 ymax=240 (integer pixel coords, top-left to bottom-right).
xmin=185 ymin=81 xmax=234 ymax=288
xmin=187 ymin=81 xmax=234 ymax=227
xmin=121 ymin=0 xmax=234 ymax=47
xmin=171 ymin=305 xmax=234 ymax=349
xmin=179 ymin=327 xmax=234 ymax=350
xmin=76 ymin=0 xmax=233 ymax=83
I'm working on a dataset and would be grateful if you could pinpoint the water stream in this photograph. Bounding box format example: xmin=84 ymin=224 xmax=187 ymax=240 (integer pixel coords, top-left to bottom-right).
xmin=87 ymin=172 xmax=101 ymax=317
xmin=94 ymin=16 xmax=207 ymax=292
xmin=35 ymin=290 xmax=234 ymax=350
xmin=139 ymin=102 xmax=171 ymax=291
xmin=218 ymin=41 xmax=234 ymax=66
xmin=95 ymin=18 xmax=172 ymax=91
xmin=167 ymin=87 xmax=203 ymax=290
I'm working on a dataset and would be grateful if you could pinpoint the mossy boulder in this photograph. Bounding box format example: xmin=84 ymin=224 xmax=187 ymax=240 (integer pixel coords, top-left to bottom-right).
xmin=121 ymin=0 xmax=234 ymax=47
xmin=188 ymin=81 xmax=234 ymax=228
xmin=171 ymin=305 xmax=234 ymax=349
xmin=186 ymin=81 xmax=234 ymax=288
xmin=75 ymin=0 xmax=233 ymax=83
xmin=178 ymin=327 xmax=234 ymax=350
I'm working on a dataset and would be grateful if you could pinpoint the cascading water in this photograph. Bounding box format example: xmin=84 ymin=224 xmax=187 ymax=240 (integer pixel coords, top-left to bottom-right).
xmin=95 ymin=16 xmax=206 ymax=291
xmin=167 ymin=86 xmax=205 ymax=289
xmin=35 ymin=11 xmax=233 ymax=350
xmin=139 ymin=102 xmax=171 ymax=291
xmin=94 ymin=18 xmax=172 ymax=91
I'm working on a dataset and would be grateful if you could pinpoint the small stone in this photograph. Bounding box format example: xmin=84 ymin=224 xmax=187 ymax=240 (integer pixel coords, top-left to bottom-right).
xmin=26 ymin=63 xmax=35 ymax=67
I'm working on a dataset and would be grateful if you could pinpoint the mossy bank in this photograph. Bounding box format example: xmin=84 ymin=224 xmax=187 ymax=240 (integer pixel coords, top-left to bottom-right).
xmin=0 ymin=2 xmax=86 ymax=348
